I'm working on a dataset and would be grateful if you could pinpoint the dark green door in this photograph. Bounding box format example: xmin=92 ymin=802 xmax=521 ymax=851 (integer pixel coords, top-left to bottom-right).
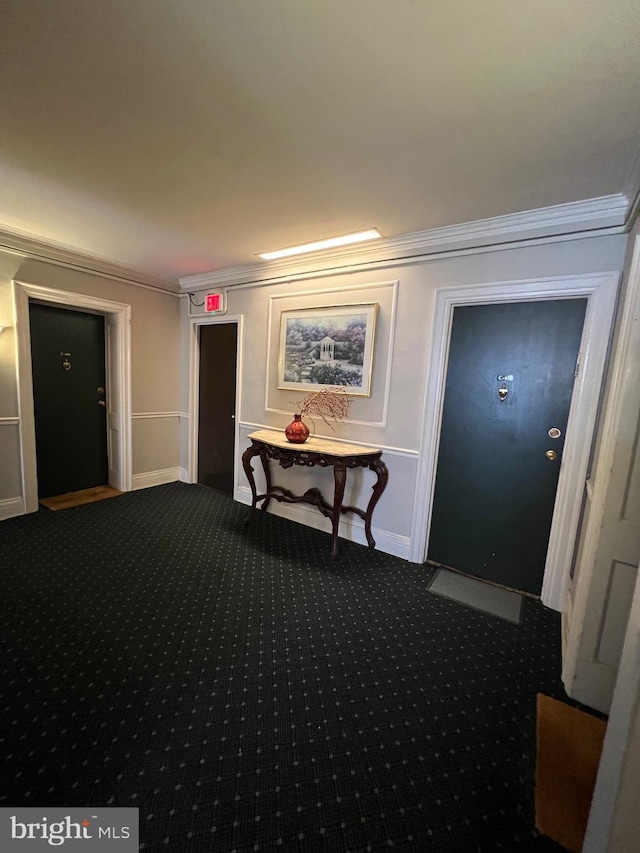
xmin=29 ymin=302 xmax=108 ymax=499
xmin=427 ymin=299 xmax=587 ymax=595
xmin=197 ymin=323 xmax=237 ymax=495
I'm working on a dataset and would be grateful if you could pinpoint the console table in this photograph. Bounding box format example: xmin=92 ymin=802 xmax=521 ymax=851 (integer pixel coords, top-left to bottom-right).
xmin=242 ymin=429 xmax=389 ymax=560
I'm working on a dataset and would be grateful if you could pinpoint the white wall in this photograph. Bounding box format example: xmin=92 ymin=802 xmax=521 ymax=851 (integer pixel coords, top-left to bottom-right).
xmin=184 ymin=233 xmax=627 ymax=561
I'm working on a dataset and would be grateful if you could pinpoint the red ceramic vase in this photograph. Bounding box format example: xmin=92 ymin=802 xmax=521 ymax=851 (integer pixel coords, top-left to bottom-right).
xmin=284 ymin=414 xmax=310 ymax=444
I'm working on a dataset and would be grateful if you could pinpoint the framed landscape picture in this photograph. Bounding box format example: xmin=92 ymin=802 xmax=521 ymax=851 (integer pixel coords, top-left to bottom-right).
xmin=278 ymin=303 xmax=378 ymax=396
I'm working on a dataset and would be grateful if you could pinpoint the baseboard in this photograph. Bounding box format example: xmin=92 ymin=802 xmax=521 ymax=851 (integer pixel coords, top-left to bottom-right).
xmin=0 ymin=496 xmax=26 ymax=520
xmin=235 ymin=485 xmax=410 ymax=560
xmin=132 ymin=467 xmax=184 ymax=490
xmin=562 ymin=656 xmax=616 ymax=716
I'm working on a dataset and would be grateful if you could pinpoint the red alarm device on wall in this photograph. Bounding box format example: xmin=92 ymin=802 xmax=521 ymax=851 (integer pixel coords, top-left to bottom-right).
xmin=205 ymin=292 xmax=226 ymax=313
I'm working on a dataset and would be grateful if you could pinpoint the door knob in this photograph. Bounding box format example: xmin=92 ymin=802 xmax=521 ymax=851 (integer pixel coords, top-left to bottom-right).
xmin=545 ymin=449 xmax=557 ymax=460
xmin=98 ymin=400 xmax=106 ymax=407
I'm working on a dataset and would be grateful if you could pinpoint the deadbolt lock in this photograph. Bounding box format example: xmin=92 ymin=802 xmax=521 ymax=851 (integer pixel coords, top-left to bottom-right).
xmin=97 ymin=386 xmax=105 ymax=394
xmin=545 ymin=449 xmax=557 ymax=461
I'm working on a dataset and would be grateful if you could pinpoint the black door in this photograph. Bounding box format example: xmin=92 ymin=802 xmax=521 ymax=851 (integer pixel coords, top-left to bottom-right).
xmin=427 ymin=299 xmax=587 ymax=595
xmin=29 ymin=302 xmax=108 ymax=498
xmin=198 ymin=323 xmax=238 ymax=495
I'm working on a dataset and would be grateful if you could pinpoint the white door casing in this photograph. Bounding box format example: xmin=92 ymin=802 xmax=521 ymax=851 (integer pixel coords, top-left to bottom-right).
xmin=187 ymin=313 xmax=243 ymax=488
xmin=410 ymin=272 xmax=619 ymax=612
xmin=13 ymin=280 xmax=132 ymax=510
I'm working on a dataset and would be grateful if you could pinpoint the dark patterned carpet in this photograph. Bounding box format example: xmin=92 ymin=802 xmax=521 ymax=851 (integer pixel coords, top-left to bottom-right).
xmin=1 ymin=482 xmax=569 ymax=852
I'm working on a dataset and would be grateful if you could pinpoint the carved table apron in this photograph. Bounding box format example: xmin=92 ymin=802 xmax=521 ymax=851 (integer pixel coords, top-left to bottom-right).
xmin=242 ymin=429 xmax=389 ymax=560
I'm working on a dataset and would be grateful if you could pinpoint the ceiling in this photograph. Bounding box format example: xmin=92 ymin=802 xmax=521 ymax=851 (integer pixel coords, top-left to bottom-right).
xmin=1 ymin=0 xmax=639 ymax=286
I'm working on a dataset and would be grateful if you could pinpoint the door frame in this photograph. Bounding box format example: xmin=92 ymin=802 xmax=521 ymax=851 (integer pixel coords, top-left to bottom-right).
xmin=409 ymin=272 xmax=619 ymax=611
xmin=579 ymin=233 xmax=640 ymax=850
xmin=188 ymin=314 xmax=243 ymax=489
xmin=13 ymin=280 xmax=132 ymax=511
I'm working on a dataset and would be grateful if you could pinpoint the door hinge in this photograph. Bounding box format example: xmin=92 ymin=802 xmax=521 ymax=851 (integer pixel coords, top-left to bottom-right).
xmin=574 ymin=353 xmax=581 ymax=378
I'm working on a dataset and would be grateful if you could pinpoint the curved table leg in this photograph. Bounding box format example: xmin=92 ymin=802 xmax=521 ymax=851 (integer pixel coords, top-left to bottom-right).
xmin=258 ymin=447 xmax=272 ymax=513
xmin=331 ymin=462 xmax=347 ymax=560
xmin=241 ymin=443 xmax=261 ymax=523
xmin=364 ymin=456 xmax=389 ymax=549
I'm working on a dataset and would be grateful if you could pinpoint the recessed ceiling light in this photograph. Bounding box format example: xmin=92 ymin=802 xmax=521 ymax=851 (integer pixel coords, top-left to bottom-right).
xmin=258 ymin=229 xmax=382 ymax=260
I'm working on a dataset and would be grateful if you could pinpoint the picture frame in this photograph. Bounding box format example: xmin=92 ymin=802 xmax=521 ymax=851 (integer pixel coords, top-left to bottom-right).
xmin=277 ymin=302 xmax=378 ymax=396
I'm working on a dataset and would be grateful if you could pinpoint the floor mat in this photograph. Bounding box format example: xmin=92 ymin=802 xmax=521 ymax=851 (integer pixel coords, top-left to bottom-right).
xmin=427 ymin=566 xmax=524 ymax=623
xmin=39 ymin=485 xmax=122 ymax=511
xmin=536 ymin=693 xmax=607 ymax=852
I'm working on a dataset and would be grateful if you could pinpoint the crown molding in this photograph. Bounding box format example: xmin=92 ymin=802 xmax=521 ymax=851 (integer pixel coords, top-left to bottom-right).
xmin=0 ymin=225 xmax=180 ymax=294
xmin=180 ymin=194 xmax=630 ymax=291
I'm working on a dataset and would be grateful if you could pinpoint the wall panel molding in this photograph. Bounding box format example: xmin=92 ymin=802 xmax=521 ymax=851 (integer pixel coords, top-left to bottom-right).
xmin=264 ymin=281 xmax=398 ymax=429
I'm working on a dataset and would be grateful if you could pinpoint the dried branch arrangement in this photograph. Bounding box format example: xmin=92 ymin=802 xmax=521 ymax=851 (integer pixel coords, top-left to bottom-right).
xmin=292 ymin=387 xmax=351 ymax=434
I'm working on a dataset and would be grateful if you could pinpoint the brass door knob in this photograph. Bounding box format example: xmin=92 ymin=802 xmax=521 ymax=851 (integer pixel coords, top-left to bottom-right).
xmin=98 ymin=400 xmax=106 ymax=407
xmin=545 ymin=449 xmax=557 ymax=460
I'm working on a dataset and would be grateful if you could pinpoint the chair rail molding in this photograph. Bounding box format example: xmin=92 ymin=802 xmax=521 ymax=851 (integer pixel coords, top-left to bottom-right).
xmin=132 ymin=411 xmax=189 ymax=419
